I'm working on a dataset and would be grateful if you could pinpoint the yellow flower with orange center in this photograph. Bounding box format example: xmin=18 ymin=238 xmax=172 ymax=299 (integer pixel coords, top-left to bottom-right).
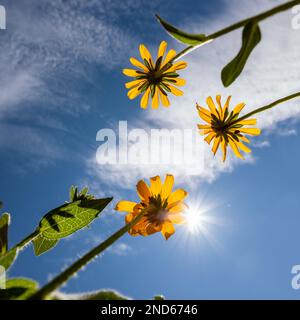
xmin=123 ymin=41 xmax=187 ymax=109
xmin=115 ymin=174 xmax=188 ymax=240
xmin=197 ymin=95 xmax=261 ymax=161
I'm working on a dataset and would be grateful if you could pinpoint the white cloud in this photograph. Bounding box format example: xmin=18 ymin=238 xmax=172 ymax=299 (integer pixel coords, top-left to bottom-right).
xmin=108 ymin=242 xmax=132 ymax=256
xmin=87 ymin=0 xmax=300 ymax=190
xmin=0 ymin=0 xmax=141 ymax=169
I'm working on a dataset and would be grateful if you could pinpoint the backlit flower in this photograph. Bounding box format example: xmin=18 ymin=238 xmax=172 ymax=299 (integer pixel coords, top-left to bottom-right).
xmin=197 ymin=95 xmax=261 ymax=161
xmin=123 ymin=41 xmax=187 ymax=109
xmin=115 ymin=175 xmax=188 ymax=240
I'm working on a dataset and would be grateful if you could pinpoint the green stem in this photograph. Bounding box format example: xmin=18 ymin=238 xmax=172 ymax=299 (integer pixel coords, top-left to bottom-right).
xmin=173 ymin=0 xmax=300 ymax=61
xmin=232 ymin=91 xmax=300 ymax=125
xmin=29 ymin=212 xmax=145 ymax=300
xmin=10 ymin=229 xmax=39 ymax=253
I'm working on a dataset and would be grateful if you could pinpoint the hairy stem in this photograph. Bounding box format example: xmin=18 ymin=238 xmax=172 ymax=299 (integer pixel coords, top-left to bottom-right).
xmin=10 ymin=229 xmax=39 ymax=252
xmin=174 ymin=0 xmax=300 ymax=61
xmin=232 ymin=91 xmax=300 ymax=125
xmin=29 ymin=213 xmax=145 ymax=300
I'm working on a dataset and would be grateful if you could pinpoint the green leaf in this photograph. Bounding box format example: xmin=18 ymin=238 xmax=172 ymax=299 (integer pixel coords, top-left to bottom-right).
xmin=69 ymin=185 xmax=77 ymax=202
xmin=53 ymin=290 xmax=129 ymax=300
xmin=32 ymin=234 xmax=58 ymax=256
xmin=38 ymin=198 xmax=113 ymax=240
xmin=0 ymin=248 xmax=18 ymax=270
xmin=69 ymin=185 xmax=94 ymax=202
xmin=156 ymin=15 xmax=208 ymax=46
xmin=0 ymin=278 xmax=38 ymax=300
xmin=221 ymin=21 xmax=261 ymax=87
xmin=153 ymin=295 xmax=165 ymax=300
xmin=0 ymin=213 xmax=10 ymax=255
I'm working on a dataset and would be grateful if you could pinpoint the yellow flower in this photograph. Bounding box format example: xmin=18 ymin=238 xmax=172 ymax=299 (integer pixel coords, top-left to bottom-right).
xmin=197 ymin=95 xmax=261 ymax=161
xmin=115 ymin=174 xmax=188 ymax=240
xmin=123 ymin=41 xmax=187 ymax=109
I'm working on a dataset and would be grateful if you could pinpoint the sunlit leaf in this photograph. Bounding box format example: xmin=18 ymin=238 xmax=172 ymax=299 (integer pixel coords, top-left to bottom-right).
xmin=69 ymin=186 xmax=95 ymax=202
xmin=38 ymin=198 xmax=113 ymax=240
xmin=156 ymin=15 xmax=208 ymax=46
xmin=0 ymin=213 xmax=10 ymax=255
xmin=0 ymin=248 xmax=18 ymax=270
xmin=32 ymin=235 xmax=58 ymax=256
xmin=0 ymin=278 xmax=38 ymax=300
xmin=221 ymin=21 xmax=261 ymax=87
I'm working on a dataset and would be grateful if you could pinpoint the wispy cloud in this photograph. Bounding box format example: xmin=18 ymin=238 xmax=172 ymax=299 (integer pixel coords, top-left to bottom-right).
xmin=0 ymin=0 xmax=141 ymax=169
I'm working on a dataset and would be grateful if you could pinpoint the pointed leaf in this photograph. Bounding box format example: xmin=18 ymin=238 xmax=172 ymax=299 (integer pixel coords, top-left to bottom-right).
xmin=38 ymin=198 xmax=113 ymax=240
xmin=0 ymin=213 xmax=10 ymax=255
xmin=221 ymin=21 xmax=261 ymax=87
xmin=156 ymin=15 xmax=208 ymax=46
xmin=0 ymin=278 xmax=38 ymax=300
xmin=32 ymin=235 xmax=58 ymax=256
xmin=0 ymin=248 xmax=18 ymax=270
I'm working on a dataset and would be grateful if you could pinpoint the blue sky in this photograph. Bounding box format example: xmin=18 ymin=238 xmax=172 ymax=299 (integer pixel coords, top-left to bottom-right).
xmin=1 ymin=0 xmax=300 ymax=299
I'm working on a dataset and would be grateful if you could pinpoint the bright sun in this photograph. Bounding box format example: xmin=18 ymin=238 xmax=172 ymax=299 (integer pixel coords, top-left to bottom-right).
xmin=184 ymin=202 xmax=216 ymax=235
xmin=185 ymin=208 xmax=205 ymax=234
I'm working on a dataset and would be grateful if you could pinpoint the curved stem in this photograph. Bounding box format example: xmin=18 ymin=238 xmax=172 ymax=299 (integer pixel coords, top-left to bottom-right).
xmin=232 ymin=91 xmax=300 ymax=125
xmin=29 ymin=212 xmax=145 ymax=300
xmin=10 ymin=229 xmax=39 ymax=253
xmin=173 ymin=0 xmax=300 ymax=61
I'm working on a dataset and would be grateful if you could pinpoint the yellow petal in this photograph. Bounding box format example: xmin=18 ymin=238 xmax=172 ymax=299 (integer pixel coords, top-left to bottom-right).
xmin=139 ymin=44 xmax=153 ymax=65
xmin=221 ymin=139 xmax=227 ymax=162
xmin=167 ymin=84 xmax=183 ymax=96
xmin=125 ymin=212 xmax=134 ymax=224
xmin=237 ymin=118 xmax=257 ymax=126
xmin=168 ymin=189 xmax=188 ymax=205
xmin=130 ymin=57 xmax=148 ymax=72
xmin=197 ymin=124 xmax=212 ymax=130
xmin=136 ymin=180 xmax=151 ymax=202
xmin=206 ymin=96 xmax=217 ymax=114
xmin=165 ymin=77 xmax=186 ymax=86
xmin=152 ymin=88 xmax=159 ymax=109
xmin=168 ymin=202 xmax=188 ymax=213
xmin=161 ymin=221 xmax=175 ymax=240
xmin=223 ymin=96 xmax=231 ymax=115
xmin=125 ymin=79 xmax=145 ymax=89
xmin=168 ymin=213 xmax=186 ymax=225
xmin=162 ymin=174 xmax=174 ymax=200
xmin=204 ymin=132 xmax=216 ymax=144
xmin=162 ymin=49 xmax=176 ymax=67
xmin=197 ymin=105 xmax=211 ymax=120
xmin=158 ymin=89 xmax=170 ymax=107
xmin=123 ymin=69 xmax=140 ymax=77
xmin=127 ymin=86 xmax=141 ymax=100
xmin=212 ymin=136 xmax=221 ymax=155
xmin=115 ymin=200 xmax=138 ymax=212
xmin=202 ymin=129 xmax=214 ymax=135
xmin=150 ymin=176 xmax=162 ymax=196
xmin=238 ymin=128 xmax=261 ymax=136
xmin=228 ymin=138 xmax=244 ymax=159
xmin=239 ymin=135 xmax=250 ymax=143
xmin=140 ymin=87 xmax=151 ymax=109
xmin=233 ymin=102 xmax=245 ymax=115
xmin=237 ymin=141 xmax=251 ymax=153
xmin=166 ymin=61 xmax=187 ymax=72
xmin=216 ymin=95 xmax=224 ymax=119
xmin=157 ymin=41 xmax=167 ymax=58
